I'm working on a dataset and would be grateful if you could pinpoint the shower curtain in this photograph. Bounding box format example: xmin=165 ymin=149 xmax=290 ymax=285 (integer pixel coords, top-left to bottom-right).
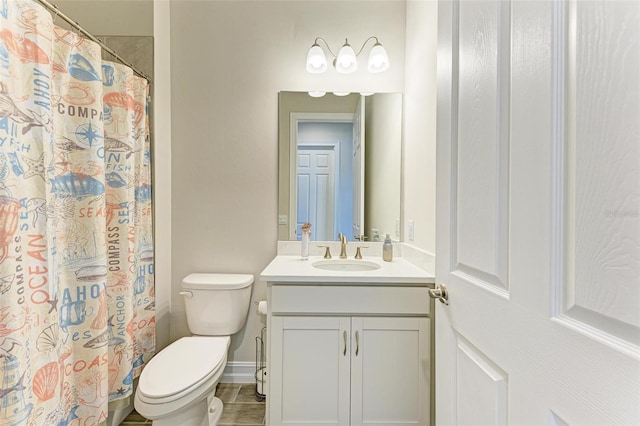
xmin=0 ymin=1 xmax=154 ymax=425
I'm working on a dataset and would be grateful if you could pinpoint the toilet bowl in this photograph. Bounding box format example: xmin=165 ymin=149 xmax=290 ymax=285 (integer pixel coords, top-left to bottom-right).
xmin=134 ymin=273 xmax=254 ymax=425
xmin=135 ymin=336 xmax=229 ymax=425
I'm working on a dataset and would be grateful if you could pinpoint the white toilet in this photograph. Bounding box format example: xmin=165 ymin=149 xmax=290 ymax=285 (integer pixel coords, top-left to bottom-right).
xmin=134 ymin=273 xmax=254 ymax=426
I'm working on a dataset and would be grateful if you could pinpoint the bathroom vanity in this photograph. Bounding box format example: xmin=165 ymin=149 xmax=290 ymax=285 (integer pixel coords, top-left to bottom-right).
xmin=261 ymin=250 xmax=435 ymax=425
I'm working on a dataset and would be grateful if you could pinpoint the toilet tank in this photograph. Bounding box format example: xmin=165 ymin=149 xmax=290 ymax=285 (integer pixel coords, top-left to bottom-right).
xmin=181 ymin=273 xmax=254 ymax=336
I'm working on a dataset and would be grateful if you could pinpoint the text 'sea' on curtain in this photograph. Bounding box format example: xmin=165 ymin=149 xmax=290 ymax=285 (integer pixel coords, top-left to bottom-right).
xmin=0 ymin=0 xmax=155 ymax=424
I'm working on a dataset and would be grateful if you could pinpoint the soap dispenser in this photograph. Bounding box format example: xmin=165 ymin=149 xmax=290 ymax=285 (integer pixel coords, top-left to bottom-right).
xmin=383 ymin=234 xmax=393 ymax=262
xmin=301 ymin=223 xmax=311 ymax=260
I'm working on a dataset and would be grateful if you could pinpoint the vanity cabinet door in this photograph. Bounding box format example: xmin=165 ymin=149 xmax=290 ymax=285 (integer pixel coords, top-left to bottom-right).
xmin=350 ymin=317 xmax=430 ymax=426
xmin=270 ymin=316 xmax=351 ymax=425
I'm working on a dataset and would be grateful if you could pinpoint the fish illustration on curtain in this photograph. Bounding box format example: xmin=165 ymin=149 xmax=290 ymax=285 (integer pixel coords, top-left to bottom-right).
xmin=0 ymin=1 xmax=154 ymax=425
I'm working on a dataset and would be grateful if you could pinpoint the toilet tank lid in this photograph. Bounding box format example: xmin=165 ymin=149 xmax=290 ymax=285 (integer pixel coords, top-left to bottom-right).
xmin=182 ymin=273 xmax=254 ymax=290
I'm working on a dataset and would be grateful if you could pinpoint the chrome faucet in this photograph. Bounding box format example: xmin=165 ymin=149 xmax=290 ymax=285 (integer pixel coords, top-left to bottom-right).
xmin=338 ymin=233 xmax=348 ymax=259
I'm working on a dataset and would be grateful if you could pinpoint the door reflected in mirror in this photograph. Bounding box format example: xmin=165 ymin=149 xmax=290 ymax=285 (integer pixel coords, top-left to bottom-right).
xmin=278 ymin=92 xmax=402 ymax=243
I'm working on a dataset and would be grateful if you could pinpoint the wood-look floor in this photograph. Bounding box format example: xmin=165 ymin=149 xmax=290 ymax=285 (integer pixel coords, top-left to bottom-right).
xmin=120 ymin=383 xmax=265 ymax=425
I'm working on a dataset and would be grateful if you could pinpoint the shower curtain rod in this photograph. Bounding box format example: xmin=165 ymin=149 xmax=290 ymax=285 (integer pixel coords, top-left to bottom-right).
xmin=34 ymin=0 xmax=152 ymax=83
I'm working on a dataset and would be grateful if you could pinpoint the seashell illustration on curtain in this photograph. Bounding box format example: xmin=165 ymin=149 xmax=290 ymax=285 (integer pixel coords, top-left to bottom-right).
xmin=36 ymin=323 xmax=60 ymax=352
xmin=0 ymin=0 xmax=155 ymax=424
xmin=32 ymin=362 xmax=59 ymax=402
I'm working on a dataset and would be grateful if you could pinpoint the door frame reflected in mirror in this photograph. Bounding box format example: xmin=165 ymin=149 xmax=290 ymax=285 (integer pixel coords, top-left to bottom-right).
xmin=289 ymin=112 xmax=354 ymax=241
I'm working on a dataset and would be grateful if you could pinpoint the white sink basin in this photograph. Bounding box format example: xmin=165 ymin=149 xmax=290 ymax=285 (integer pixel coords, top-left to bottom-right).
xmin=312 ymin=259 xmax=381 ymax=272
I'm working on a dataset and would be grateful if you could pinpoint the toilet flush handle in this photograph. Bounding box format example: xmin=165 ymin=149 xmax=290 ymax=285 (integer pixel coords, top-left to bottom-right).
xmin=179 ymin=291 xmax=193 ymax=298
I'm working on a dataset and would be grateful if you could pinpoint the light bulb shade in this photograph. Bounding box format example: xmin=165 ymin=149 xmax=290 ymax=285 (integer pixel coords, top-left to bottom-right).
xmin=367 ymin=43 xmax=389 ymax=73
xmin=306 ymin=44 xmax=327 ymax=74
xmin=335 ymin=42 xmax=357 ymax=74
xmin=308 ymin=91 xmax=326 ymax=98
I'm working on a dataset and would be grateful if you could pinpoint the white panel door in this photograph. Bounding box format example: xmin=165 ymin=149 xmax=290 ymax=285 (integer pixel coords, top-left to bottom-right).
xmin=297 ymin=146 xmax=336 ymax=240
xmin=352 ymin=95 xmax=365 ymax=241
xmin=436 ymin=0 xmax=639 ymax=424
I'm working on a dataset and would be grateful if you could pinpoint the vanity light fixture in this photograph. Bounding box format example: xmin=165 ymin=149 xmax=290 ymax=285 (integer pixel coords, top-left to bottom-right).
xmin=308 ymin=91 xmax=326 ymax=97
xmin=306 ymin=36 xmax=390 ymax=75
xmin=333 ymin=92 xmax=351 ymax=96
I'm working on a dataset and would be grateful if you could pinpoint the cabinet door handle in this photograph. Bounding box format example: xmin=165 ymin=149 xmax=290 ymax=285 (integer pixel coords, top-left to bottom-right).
xmin=343 ymin=330 xmax=347 ymax=356
xmin=355 ymin=330 xmax=359 ymax=356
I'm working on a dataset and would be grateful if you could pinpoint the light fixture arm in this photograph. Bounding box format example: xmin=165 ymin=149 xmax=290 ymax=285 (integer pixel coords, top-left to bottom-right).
xmin=313 ymin=37 xmax=338 ymax=59
xmin=354 ymin=36 xmax=381 ymax=57
xmin=314 ymin=36 xmax=380 ymax=59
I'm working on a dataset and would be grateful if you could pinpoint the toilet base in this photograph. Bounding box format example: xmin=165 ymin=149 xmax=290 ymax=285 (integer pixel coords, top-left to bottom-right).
xmin=150 ymin=395 xmax=223 ymax=426
xmin=207 ymin=396 xmax=224 ymax=425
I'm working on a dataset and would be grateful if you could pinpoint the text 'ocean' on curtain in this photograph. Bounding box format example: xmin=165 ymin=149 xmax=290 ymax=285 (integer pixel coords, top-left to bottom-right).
xmin=0 ymin=0 xmax=155 ymax=424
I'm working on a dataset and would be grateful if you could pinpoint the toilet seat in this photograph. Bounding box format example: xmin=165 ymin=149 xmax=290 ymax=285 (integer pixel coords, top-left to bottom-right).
xmin=137 ymin=336 xmax=229 ymax=404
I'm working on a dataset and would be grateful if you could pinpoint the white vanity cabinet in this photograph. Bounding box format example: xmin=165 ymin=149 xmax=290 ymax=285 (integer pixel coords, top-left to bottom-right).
xmin=267 ymin=284 xmax=431 ymax=426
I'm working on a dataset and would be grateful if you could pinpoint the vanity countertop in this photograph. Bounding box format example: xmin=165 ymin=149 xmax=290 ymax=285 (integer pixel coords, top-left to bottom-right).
xmin=260 ymin=255 xmax=435 ymax=284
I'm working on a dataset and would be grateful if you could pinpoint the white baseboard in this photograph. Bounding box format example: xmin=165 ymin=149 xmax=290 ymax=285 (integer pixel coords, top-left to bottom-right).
xmin=221 ymin=361 xmax=257 ymax=384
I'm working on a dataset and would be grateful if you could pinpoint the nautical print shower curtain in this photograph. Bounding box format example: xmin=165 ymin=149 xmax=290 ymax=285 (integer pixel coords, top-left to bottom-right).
xmin=0 ymin=1 xmax=154 ymax=424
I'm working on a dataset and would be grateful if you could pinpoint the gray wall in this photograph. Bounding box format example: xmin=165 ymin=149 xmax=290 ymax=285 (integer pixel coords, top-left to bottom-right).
xmin=403 ymin=0 xmax=438 ymax=252
xmin=55 ymin=0 xmax=153 ymax=36
xmin=170 ymin=1 xmax=406 ymax=363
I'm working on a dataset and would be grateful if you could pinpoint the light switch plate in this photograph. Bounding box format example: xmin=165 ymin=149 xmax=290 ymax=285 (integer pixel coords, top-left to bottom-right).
xmin=278 ymin=215 xmax=288 ymax=225
xmin=408 ymin=220 xmax=415 ymax=241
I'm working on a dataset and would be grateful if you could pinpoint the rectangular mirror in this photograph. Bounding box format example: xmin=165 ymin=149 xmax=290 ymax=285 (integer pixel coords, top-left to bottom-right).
xmin=278 ymin=91 xmax=402 ymax=242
